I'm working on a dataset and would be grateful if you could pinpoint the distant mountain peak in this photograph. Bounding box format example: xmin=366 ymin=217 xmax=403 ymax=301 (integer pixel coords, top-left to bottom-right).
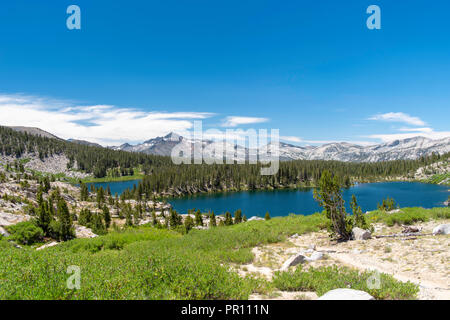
xmin=8 ymin=126 xmax=61 ymax=140
xmin=163 ymin=132 xmax=182 ymax=142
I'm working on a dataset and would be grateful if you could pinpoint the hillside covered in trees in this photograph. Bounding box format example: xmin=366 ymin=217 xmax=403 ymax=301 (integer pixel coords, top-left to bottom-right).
xmin=1 ymin=125 xmax=448 ymax=199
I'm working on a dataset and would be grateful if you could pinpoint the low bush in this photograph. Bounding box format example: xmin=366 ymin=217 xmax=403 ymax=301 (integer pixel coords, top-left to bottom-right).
xmin=6 ymin=221 xmax=43 ymax=245
xmin=367 ymin=207 xmax=450 ymax=226
xmin=272 ymin=265 xmax=419 ymax=300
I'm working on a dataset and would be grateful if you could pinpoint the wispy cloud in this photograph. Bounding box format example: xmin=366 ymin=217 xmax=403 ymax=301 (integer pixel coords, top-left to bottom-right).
xmin=398 ymin=127 xmax=433 ymax=133
xmin=0 ymin=94 xmax=214 ymax=146
xmin=280 ymin=136 xmax=302 ymax=143
xmin=221 ymin=116 xmax=269 ymax=127
xmin=368 ymin=112 xmax=426 ymax=126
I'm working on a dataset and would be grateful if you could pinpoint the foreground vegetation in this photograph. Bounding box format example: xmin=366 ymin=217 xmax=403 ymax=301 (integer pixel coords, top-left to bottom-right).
xmin=2 ymin=206 xmax=448 ymax=300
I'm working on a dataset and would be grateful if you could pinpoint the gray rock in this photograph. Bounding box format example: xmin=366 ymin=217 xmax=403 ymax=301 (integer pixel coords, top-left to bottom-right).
xmin=352 ymin=227 xmax=371 ymax=240
xmin=306 ymin=251 xmax=324 ymax=261
xmin=432 ymin=224 xmax=450 ymax=235
xmin=318 ymin=288 xmax=375 ymax=300
xmin=280 ymin=253 xmax=306 ymax=271
xmin=36 ymin=241 xmax=59 ymax=251
xmin=248 ymin=216 xmax=264 ymax=221
xmin=0 ymin=226 xmax=10 ymax=237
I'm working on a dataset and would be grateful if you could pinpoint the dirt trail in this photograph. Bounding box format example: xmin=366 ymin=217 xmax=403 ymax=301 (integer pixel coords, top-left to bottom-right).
xmin=240 ymin=220 xmax=449 ymax=300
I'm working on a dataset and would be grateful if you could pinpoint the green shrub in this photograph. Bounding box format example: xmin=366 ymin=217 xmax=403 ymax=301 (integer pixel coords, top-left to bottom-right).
xmin=273 ymin=265 xmax=419 ymax=300
xmin=6 ymin=221 xmax=44 ymax=245
xmin=367 ymin=207 xmax=450 ymax=226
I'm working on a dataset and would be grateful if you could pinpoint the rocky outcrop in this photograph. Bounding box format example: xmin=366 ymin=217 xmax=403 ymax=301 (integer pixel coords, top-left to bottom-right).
xmin=0 ymin=211 xmax=30 ymax=226
xmin=352 ymin=227 xmax=371 ymax=240
xmin=318 ymin=288 xmax=375 ymax=300
xmin=0 ymin=226 xmax=9 ymax=237
xmin=432 ymin=224 xmax=450 ymax=235
xmin=75 ymin=225 xmax=97 ymax=238
xmin=36 ymin=241 xmax=59 ymax=250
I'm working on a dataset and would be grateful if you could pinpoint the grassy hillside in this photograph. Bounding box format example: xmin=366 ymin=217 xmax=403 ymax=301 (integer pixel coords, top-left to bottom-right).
xmin=2 ymin=207 xmax=448 ymax=300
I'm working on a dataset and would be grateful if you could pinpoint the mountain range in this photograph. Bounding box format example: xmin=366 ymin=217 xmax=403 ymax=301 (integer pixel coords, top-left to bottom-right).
xmin=6 ymin=126 xmax=449 ymax=162
xmin=110 ymin=132 xmax=450 ymax=162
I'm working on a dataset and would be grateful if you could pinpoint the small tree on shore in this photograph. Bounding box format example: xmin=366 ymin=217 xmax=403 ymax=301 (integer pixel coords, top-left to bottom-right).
xmin=313 ymin=170 xmax=351 ymax=241
xmin=224 ymin=211 xmax=233 ymax=226
xmin=209 ymin=211 xmax=217 ymax=227
xmin=195 ymin=209 xmax=203 ymax=226
xmin=350 ymin=194 xmax=371 ymax=231
xmin=184 ymin=215 xmax=194 ymax=233
xmin=234 ymin=209 xmax=242 ymax=224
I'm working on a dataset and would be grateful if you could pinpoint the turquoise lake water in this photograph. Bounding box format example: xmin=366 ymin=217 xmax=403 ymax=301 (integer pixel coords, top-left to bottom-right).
xmin=88 ymin=181 xmax=449 ymax=217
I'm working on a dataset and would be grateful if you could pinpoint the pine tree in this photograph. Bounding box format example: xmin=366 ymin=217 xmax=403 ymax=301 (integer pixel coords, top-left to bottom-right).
xmin=264 ymin=212 xmax=271 ymax=220
xmin=57 ymin=198 xmax=75 ymax=241
xmin=96 ymin=187 xmax=105 ymax=208
xmin=209 ymin=211 xmax=217 ymax=227
xmin=169 ymin=209 xmax=182 ymax=229
xmin=150 ymin=210 xmax=156 ymax=226
xmin=195 ymin=209 xmax=203 ymax=226
xmin=102 ymin=205 xmax=111 ymax=229
xmin=313 ymin=170 xmax=351 ymax=241
xmin=36 ymin=199 xmax=51 ymax=234
xmin=91 ymin=212 xmax=106 ymax=235
xmin=350 ymin=194 xmax=371 ymax=230
xmin=224 ymin=211 xmax=233 ymax=226
xmin=125 ymin=207 xmax=133 ymax=227
xmin=234 ymin=209 xmax=242 ymax=224
xmin=184 ymin=215 xmax=194 ymax=233
xmin=80 ymin=182 xmax=89 ymax=201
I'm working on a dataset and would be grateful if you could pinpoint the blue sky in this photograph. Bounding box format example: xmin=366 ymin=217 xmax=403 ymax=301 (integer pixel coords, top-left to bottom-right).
xmin=0 ymin=0 xmax=449 ymax=146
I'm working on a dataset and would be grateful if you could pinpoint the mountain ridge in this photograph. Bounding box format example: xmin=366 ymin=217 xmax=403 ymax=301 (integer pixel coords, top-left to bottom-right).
xmin=111 ymin=132 xmax=450 ymax=162
xmin=5 ymin=126 xmax=450 ymax=163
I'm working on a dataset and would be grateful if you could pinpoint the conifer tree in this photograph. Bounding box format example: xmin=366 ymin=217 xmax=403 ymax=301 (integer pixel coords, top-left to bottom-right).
xmin=57 ymin=198 xmax=75 ymax=241
xmin=209 ymin=211 xmax=217 ymax=227
xmin=102 ymin=205 xmax=111 ymax=229
xmin=80 ymin=182 xmax=89 ymax=201
xmin=313 ymin=170 xmax=351 ymax=240
xmin=184 ymin=215 xmax=194 ymax=233
xmin=234 ymin=209 xmax=242 ymax=224
xmin=224 ymin=211 xmax=233 ymax=226
xmin=195 ymin=209 xmax=203 ymax=226
xmin=169 ymin=209 xmax=182 ymax=229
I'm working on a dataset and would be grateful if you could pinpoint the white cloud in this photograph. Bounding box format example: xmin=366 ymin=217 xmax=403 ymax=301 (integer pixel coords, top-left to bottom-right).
xmin=398 ymin=127 xmax=433 ymax=133
xmin=368 ymin=112 xmax=426 ymax=126
xmin=0 ymin=94 xmax=214 ymax=146
xmin=280 ymin=136 xmax=303 ymax=143
xmin=221 ymin=116 xmax=269 ymax=127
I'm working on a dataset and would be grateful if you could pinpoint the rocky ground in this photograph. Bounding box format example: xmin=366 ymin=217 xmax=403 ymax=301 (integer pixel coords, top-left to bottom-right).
xmin=0 ymin=166 xmax=170 ymax=240
xmin=0 ymin=153 xmax=90 ymax=179
xmin=414 ymin=160 xmax=450 ymax=184
xmin=238 ymin=220 xmax=449 ymax=300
